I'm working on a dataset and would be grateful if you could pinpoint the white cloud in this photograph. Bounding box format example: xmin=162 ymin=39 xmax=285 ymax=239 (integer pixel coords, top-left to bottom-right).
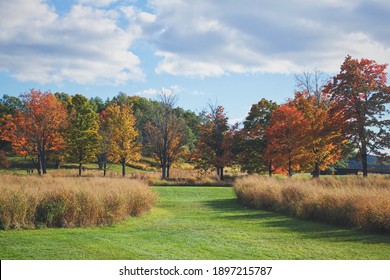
xmin=143 ymin=0 xmax=390 ymax=76
xmin=1 ymin=0 xmax=390 ymax=84
xmin=134 ymin=84 xmax=183 ymax=97
xmin=0 ymin=0 xmax=144 ymax=84
xmin=77 ymin=0 xmax=118 ymax=7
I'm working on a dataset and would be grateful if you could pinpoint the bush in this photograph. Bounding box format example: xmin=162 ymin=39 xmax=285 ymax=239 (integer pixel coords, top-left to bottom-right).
xmin=234 ymin=175 xmax=390 ymax=233
xmin=0 ymin=175 xmax=156 ymax=230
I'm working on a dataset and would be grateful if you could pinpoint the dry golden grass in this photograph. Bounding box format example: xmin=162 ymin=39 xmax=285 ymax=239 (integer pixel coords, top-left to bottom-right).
xmin=234 ymin=175 xmax=390 ymax=233
xmin=0 ymin=174 xmax=156 ymax=230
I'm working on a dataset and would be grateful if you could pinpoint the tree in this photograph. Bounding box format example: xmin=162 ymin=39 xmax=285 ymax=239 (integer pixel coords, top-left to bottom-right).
xmin=144 ymin=91 xmax=189 ymax=179
xmin=266 ymin=104 xmax=309 ymax=176
xmin=0 ymin=95 xmax=23 ymax=151
xmin=0 ymin=150 xmax=11 ymax=168
xmin=193 ymin=104 xmax=235 ymax=180
xmin=295 ymin=69 xmax=329 ymax=105
xmin=0 ymin=95 xmax=23 ymax=117
xmin=292 ymin=91 xmax=346 ymax=177
xmin=98 ymin=109 xmax=112 ymax=176
xmin=66 ymin=94 xmax=100 ymax=176
xmin=325 ymin=55 xmax=390 ymax=177
xmin=0 ymin=89 xmax=67 ymax=175
xmin=104 ymin=103 xmax=141 ymax=177
xmin=235 ymin=98 xmax=278 ymax=174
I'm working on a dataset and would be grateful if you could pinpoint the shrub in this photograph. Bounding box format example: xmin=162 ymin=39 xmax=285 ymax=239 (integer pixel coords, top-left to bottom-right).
xmin=234 ymin=175 xmax=390 ymax=233
xmin=0 ymin=175 xmax=156 ymax=230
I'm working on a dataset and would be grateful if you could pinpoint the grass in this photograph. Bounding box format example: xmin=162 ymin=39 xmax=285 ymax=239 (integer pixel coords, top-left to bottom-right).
xmin=234 ymin=175 xmax=390 ymax=233
xmin=0 ymin=175 xmax=156 ymax=229
xmin=1 ymin=186 xmax=390 ymax=259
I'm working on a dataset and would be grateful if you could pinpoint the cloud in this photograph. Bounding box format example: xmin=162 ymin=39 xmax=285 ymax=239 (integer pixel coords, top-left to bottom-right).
xmin=0 ymin=0 xmax=144 ymax=84
xmin=134 ymin=84 xmax=183 ymax=97
xmin=2 ymin=0 xmax=390 ymax=84
xmin=143 ymin=0 xmax=390 ymax=76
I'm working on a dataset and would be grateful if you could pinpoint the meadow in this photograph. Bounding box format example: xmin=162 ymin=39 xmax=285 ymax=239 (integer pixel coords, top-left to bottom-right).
xmin=1 ymin=180 xmax=390 ymax=259
xmin=235 ymin=175 xmax=390 ymax=233
xmin=0 ymin=175 xmax=156 ymax=230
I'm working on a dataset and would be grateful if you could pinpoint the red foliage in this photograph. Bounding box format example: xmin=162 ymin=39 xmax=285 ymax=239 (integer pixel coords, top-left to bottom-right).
xmin=0 ymin=89 xmax=68 ymax=174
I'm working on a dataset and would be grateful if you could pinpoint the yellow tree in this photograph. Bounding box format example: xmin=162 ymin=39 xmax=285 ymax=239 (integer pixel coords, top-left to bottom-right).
xmin=104 ymin=103 xmax=141 ymax=177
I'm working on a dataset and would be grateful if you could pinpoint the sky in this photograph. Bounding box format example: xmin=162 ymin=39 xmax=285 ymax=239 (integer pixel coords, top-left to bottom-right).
xmin=1 ymin=0 xmax=390 ymax=123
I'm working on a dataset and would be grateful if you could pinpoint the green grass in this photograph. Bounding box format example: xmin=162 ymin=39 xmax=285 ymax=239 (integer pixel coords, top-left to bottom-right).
xmin=1 ymin=155 xmax=147 ymax=175
xmin=1 ymin=186 xmax=390 ymax=259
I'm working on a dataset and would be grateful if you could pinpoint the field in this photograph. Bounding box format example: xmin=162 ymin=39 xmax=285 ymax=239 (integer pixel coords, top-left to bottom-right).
xmin=235 ymin=175 xmax=390 ymax=233
xmin=1 ymin=185 xmax=390 ymax=259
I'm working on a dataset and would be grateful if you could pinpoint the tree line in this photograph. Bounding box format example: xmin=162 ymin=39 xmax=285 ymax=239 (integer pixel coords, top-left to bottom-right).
xmin=1 ymin=56 xmax=389 ymax=178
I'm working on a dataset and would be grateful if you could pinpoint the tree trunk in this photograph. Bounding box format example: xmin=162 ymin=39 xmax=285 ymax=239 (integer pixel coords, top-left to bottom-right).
xmin=312 ymin=161 xmax=320 ymax=178
xmin=103 ymin=162 xmax=107 ymax=177
xmin=36 ymin=157 xmax=42 ymax=176
xmin=220 ymin=167 xmax=224 ymax=180
xmin=78 ymin=163 xmax=82 ymax=176
xmin=288 ymin=159 xmax=293 ymax=177
xmin=161 ymin=163 xmax=167 ymax=179
xmin=268 ymin=159 xmax=273 ymax=177
xmin=122 ymin=158 xmax=126 ymax=177
xmin=359 ymin=128 xmax=368 ymax=177
xmin=361 ymin=150 xmax=368 ymax=178
xmin=167 ymin=165 xmax=170 ymax=179
xmin=41 ymin=152 xmax=47 ymax=174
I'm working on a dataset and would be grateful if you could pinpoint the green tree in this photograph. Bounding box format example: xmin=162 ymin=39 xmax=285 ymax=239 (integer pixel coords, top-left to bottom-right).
xmin=0 ymin=95 xmax=23 ymax=151
xmin=236 ymin=98 xmax=278 ymax=174
xmin=66 ymin=94 xmax=101 ymax=176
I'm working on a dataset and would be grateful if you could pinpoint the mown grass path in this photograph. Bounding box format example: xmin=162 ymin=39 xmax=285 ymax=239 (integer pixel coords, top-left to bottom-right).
xmin=1 ymin=187 xmax=390 ymax=259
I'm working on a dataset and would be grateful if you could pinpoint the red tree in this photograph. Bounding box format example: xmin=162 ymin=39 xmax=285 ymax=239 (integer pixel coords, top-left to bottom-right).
xmin=325 ymin=56 xmax=390 ymax=177
xmin=0 ymin=89 xmax=68 ymax=175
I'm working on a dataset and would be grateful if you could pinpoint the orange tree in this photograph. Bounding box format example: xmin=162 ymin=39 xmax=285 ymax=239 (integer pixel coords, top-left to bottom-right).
xmin=325 ymin=56 xmax=390 ymax=177
xmin=291 ymin=91 xmax=346 ymax=177
xmin=0 ymin=89 xmax=67 ymax=175
xmin=266 ymin=104 xmax=309 ymax=176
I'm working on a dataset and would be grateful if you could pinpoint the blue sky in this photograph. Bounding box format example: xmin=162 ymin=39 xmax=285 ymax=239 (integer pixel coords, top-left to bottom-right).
xmin=1 ymin=0 xmax=390 ymax=123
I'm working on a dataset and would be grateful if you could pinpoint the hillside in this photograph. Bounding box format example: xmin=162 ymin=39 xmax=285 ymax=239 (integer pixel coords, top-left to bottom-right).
xmin=347 ymin=155 xmax=390 ymax=174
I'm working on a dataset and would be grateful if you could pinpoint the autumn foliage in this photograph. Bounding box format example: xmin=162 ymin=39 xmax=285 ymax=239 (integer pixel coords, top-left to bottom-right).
xmin=103 ymin=103 xmax=141 ymax=177
xmin=325 ymin=56 xmax=390 ymax=177
xmin=0 ymin=89 xmax=67 ymax=174
xmin=0 ymin=56 xmax=389 ymax=179
xmin=266 ymin=104 xmax=309 ymax=176
xmin=193 ymin=105 xmax=235 ymax=180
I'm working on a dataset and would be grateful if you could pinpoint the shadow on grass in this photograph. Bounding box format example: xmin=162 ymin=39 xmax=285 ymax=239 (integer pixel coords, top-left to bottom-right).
xmin=204 ymin=198 xmax=390 ymax=245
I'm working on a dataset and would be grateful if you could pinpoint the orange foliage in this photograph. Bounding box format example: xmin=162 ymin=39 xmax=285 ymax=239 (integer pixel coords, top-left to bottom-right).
xmin=292 ymin=91 xmax=346 ymax=176
xmin=266 ymin=104 xmax=309 ymax=176
xmin=0 ymin=89 xmax=67 ymax=174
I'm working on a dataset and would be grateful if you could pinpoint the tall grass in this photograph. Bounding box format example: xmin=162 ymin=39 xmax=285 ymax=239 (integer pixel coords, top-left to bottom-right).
xmin=0 ymin=175 xmax=156 ymax=230
xmin=234 ymin=175 xmax=390 ymax=233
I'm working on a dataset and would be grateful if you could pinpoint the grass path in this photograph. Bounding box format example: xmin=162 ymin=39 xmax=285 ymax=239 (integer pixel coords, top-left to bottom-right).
xmin=1 ymin=186 xmax=390 ymax=259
